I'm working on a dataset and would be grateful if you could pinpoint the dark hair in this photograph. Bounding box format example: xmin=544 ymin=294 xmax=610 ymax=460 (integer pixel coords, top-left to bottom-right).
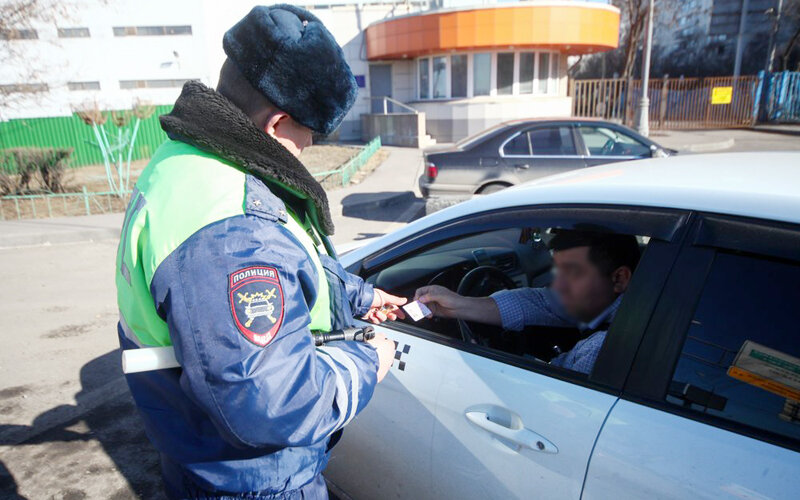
xmin=548 ymin=230 xmax=640 ymax=276
xmin=216 ymin=58 xmax=276 ymax=129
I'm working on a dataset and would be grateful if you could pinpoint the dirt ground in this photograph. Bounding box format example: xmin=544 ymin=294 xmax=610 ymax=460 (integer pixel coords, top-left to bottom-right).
xmin=1 ymin=145 xmax=384 ymax=220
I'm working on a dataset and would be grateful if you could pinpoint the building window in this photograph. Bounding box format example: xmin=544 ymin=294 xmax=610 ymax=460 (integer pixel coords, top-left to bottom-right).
xmin=68 ymin=81 xmax=100 ymax=91
xmin=416 ymin=50 xmax=559 ymax=100
xmin=113 ymin=25 xmax=192 ymax=37
xmin=0 ymin=28 xmax=38 ymax=40
xmin=418 ymin=58 xmax=430 ymax=99
xmin=432 ymin=56 xmax=447 ymax=99
xmin=450 ymin=54 xmax=467 ymax=98
xmin=119 ymin=79 xmax=192 ymax=89
xmin=552 ymin=54 xmax=559 ymax=92
xmin=538 ymin=53 xmax=550 ymax=94
xmin=496 ymin=53 xmax=514 ymax=95
xmin=0 ymin=83 xmax=48 ymax=93
xmin=58 ymin=27 xmax=90 ymax=38
xmin=519 ymin=52 xmax=535 ymax=94
xmin=473 ymin=53 xmax=491 ymax=96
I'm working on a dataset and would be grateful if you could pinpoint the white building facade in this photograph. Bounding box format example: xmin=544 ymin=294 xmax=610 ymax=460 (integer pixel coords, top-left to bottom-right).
xmin=1 ymin=0 xmax=619 ymax=142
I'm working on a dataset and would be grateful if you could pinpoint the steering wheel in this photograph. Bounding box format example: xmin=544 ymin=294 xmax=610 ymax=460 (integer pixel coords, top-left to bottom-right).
xmin=456 ymin=266 xmax=517 ymax=344
xmin=600 ymin=138 xmax=616 ymax=155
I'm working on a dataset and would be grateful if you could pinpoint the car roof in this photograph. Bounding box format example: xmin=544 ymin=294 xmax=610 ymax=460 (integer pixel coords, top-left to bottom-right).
xmin=447 ymin=117 xmax=639 ymax=152
xmin=347 ymin=152 xmax=800 ymax=262
xmin=495 ymin=117 xmax=628 ymax=128
xmin=455 ymin=152 xmax=800 ymax=224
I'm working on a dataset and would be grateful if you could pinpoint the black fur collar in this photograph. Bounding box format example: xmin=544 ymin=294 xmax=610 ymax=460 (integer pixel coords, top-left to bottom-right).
xmin=159 ymin=81 xmax=334 ymax=235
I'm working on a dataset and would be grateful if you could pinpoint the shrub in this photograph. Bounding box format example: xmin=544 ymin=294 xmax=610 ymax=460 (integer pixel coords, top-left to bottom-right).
xmin=0 ymin=151 xmax=15 ymax=195
xmin=34 ymin=148 xmax=72 ymax=193
xmin=0 ymin=148 xmax=73 ymax=195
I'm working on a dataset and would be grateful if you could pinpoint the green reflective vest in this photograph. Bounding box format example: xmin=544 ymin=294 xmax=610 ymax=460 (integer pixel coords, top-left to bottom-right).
xmin=116 ymin=140 xmax=331 ymax=347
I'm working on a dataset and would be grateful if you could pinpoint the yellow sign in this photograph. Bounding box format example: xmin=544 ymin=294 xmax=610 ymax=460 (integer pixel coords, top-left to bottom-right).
xmin=711 ymin=86 xmax=733 ymax=105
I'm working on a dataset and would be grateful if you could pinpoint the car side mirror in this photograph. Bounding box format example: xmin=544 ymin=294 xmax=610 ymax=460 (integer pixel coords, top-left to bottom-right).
xmin=650 ymin=145 xmax=668 ymax=158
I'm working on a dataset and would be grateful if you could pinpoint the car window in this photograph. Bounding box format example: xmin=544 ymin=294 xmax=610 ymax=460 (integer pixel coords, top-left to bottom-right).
xmin=666 ymin=251 xmax=800 ymax=445
xmin=578 ymin=126 xmax=650 ymax=157
xmin=502 ymin=132 xmax=530 ymax=156
xmin=528 ymin=127 xmax=578 ymax=156
xmin=364 ymin=225 xmax=650 ymax=376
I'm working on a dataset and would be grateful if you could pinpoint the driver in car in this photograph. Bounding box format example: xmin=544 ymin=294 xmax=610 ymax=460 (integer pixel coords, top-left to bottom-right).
xmin=414 ymin=230 xmax=640 ymax=374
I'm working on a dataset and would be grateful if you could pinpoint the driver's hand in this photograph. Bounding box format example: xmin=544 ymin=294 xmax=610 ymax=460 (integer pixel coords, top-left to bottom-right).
xmin=413 ymin=285 xmax=466 ymax=319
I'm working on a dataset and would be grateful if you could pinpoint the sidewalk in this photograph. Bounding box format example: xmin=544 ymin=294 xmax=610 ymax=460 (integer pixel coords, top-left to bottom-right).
xmin=326 ymin=145 xmax=425 ymax=245
xmin=649 ymin=129 xmax=736 ymax=152
xmin=651 ymin=125 xmax=800 ymax=153
xmin=0 ymin=213 xmax=123 ymax=249
xmin=0 ymin=146 xmax=426 ymax=249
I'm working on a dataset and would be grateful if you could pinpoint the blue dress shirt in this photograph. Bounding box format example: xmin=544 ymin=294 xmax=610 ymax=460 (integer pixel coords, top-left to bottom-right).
xmin=490 ymin=288 xmax=622 ymax=374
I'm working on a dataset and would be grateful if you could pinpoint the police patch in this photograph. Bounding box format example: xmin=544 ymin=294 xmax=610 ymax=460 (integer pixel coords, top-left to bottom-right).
xmin=229 ymin=266 xmax=284 ymax=347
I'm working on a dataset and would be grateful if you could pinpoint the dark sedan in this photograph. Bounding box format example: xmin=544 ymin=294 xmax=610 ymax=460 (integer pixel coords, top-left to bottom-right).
xmin=419 ymin=118 xmax=675 ymax=200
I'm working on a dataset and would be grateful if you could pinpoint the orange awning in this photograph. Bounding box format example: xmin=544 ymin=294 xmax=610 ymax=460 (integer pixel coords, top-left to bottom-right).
xmin=366 ymin=3 xmax=620 ymax=60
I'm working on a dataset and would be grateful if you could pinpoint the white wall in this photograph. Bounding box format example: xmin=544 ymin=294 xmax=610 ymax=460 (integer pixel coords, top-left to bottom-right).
xmin=1 ymin=0 xmax=207 ymax=119
xmin=415 ymin=95 xmax=573 ymax=142
xmin=2 ymin=0 xmax=573 ymax=142
xmin=0 ymin=0 xmax=429 ymax=140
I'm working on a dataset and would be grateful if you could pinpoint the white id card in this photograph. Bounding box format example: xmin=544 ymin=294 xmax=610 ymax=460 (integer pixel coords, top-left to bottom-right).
xmin=402 ymin=300 xmax=432 ymax=322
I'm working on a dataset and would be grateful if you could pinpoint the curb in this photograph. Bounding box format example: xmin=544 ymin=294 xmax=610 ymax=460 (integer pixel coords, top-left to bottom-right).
xmin=398 ymin=199 xmax=426 ymax=223
xmin=681 ymin=138 xmax=736 ymax=153
xmin=341 ymin=191 xmax=416 ymax=217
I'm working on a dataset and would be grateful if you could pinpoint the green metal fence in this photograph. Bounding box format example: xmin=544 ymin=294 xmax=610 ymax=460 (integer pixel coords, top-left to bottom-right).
xmin=0 ymin=105 xmax=172 ymax=167
xmin=0 ymin=189 xmax=132 ymax=220
xmin=312 ymin=136 xmax=381 ymax=187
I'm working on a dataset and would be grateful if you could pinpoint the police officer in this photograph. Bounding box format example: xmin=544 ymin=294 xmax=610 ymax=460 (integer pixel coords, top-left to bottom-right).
xmin=115 ymin=5 xmax=405 ymax=498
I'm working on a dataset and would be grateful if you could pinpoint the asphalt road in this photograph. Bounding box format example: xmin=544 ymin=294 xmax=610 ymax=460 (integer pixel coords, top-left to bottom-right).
xmin=0 ymin=240 xmax=165 ymax=499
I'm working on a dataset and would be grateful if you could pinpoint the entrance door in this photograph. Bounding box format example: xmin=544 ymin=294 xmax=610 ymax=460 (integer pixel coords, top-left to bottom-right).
xmin=369 ymin=64 xmax=392 ymax=113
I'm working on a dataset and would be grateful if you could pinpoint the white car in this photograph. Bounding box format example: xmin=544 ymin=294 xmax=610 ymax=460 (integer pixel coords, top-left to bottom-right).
xmin=325 ymin=152 xmax=800 ymax=500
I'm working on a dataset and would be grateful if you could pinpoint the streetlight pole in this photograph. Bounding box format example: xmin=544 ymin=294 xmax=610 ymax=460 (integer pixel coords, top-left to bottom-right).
xmin=634 ymin=0 xmax=655 ymax=137
xmin=734 ymin=0 xmax=749 ymax=77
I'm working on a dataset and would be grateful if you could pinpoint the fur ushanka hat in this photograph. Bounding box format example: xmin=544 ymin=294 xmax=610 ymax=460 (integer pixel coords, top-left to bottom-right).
xmin=223 ymin=4 xmax=358 ymax=135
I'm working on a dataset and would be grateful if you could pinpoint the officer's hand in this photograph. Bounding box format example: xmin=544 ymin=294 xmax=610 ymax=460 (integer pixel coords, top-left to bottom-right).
xmin=362 ymin=288 xmax=407 ymax=324
xmin=367 ymin=331 xmax=395 ymax=382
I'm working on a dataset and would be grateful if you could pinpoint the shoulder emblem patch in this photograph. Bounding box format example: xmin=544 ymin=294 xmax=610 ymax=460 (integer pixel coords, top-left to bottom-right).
xmin=229 ymin=266 xmax=284 ymax=347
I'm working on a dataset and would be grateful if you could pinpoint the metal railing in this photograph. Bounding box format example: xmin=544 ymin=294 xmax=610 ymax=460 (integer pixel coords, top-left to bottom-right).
xmin=369 ymin=96 xmax=419 ymax=115
xmin=571 ymin=75 xmax=760 ymax=129
xmin=570 ymin=78 xmax=629 ymax=123
xmin=312 ymin=137 xmax=382 ymax=188
xmin=1 ymin=188 xmax=132 ymax=220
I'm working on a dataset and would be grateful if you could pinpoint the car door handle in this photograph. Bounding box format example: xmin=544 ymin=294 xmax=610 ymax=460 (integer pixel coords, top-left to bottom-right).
xmin=465 ymin=410 xmax=558 ymax=454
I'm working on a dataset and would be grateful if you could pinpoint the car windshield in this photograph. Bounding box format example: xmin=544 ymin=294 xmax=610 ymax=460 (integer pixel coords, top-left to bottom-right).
xmin=455 ymin=122 xmax=512 ymax=149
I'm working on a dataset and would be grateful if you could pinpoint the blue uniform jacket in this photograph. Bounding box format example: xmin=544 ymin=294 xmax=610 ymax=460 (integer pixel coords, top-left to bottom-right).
xmin=119 ymin=174 xmax=379 ymax=497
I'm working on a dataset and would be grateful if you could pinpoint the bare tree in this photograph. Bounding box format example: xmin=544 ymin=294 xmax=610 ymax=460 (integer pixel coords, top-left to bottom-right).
xmin=0 ymin=0 xmax=73 ymax=114
xmin=571 ymin=0 xmax=676 ymax=79
xmin=780 ymin=0 xmax=800 ymax=70
xmin=615 ymin=0 xmax=651 ymax=79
